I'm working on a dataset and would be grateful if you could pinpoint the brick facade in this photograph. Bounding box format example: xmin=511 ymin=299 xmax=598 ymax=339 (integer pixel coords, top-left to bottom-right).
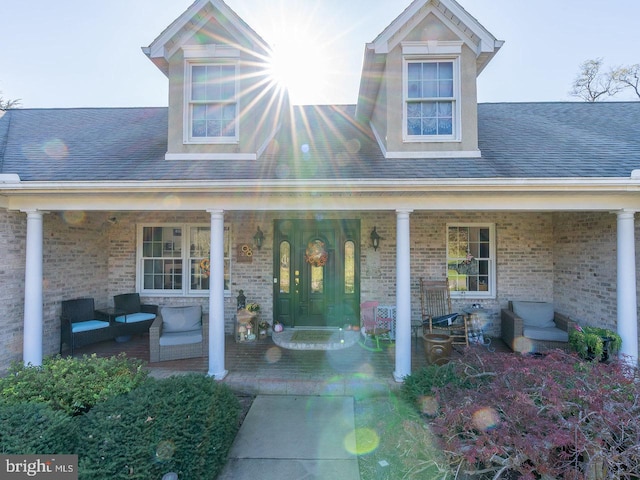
xmin=1 ymin=209 xmax=638 ymax=373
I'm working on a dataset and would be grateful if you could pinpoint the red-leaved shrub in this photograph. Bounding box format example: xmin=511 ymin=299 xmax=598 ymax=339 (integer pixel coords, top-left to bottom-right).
xmin=404 ymin=349 xmax=640 ymax=479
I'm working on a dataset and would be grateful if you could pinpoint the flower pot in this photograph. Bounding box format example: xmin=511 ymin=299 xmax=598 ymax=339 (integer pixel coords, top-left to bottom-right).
xmin=423 ymin=333 xmax=453 ymax=366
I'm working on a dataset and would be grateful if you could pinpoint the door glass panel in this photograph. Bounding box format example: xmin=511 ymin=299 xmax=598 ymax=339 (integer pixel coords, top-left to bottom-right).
xmin=280 ymin=241 xmax=290 ymax=293
xmin=345 ymin=241 xmax=355 ymax=294
xmin=311 ymin=265 xmax=323 ymax=294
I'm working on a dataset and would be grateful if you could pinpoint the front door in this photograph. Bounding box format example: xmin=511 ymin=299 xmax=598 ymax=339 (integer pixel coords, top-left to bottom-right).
xmin=273 ymin=219 xmax=360 ymax=328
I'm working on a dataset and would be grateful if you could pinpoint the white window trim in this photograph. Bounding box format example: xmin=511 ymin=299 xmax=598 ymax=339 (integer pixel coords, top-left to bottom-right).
xmin=402 ymin=56 xmax=462 ymax=143
xmin=183 ymin=59 xmax=240 ymax=145
xmin=136 ymin=223 xmax=231 ymax=297
xmin=446 ymin=223 xmax=496 ymax=299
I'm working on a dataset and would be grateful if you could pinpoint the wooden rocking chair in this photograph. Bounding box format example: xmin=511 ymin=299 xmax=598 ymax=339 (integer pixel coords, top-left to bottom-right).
xmin=420 ymin=278 xmax=469 ymax=347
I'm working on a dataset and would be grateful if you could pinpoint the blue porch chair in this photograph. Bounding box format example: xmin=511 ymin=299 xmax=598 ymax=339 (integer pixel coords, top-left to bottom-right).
xmin=60 ymin=298 xmax=113 ymax=356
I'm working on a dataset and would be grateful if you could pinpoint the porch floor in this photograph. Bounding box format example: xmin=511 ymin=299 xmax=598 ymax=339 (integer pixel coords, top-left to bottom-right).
xmin=72 ymin=333 xmax=510 ymax=395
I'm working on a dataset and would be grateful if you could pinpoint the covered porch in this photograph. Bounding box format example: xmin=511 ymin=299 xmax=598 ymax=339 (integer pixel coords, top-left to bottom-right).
xmin=71 ymin=333 xmax=509 ymax=395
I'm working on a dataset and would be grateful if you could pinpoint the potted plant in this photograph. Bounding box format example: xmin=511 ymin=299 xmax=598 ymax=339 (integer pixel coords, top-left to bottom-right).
xmin=258 ymin=320 xmax=270 ymax=339
xmin=569 ymin=324 xmax=622 ymax=362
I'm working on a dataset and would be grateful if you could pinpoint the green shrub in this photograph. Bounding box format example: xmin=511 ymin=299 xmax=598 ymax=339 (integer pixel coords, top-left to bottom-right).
xmin=0 ymin=402 xmax=78 ymax=454
xmin=401 ymin=361 xmax=473 ymax=406
xmin=0 ymin=354 xmax=148 ymax=415
xmin=77 ymin=374 xmax=241 ymax=479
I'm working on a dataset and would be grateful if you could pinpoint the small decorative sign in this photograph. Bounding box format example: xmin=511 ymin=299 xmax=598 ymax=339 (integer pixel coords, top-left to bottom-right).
xmin=237 ymin=244 xmax=253 ymax=263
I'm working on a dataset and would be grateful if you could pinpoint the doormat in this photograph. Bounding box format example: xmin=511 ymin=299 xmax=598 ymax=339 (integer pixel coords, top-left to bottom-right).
xmin=273 ymin=329 xmax=359 ymax=351
xmin=291 ymin=330 xmax=334 ymax=342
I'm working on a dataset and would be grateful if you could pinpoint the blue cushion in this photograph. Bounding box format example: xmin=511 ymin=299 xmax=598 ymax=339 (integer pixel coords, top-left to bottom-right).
xmin=512 ymin=301 xmax=555 ymax=329
xmin=160 ymin=305 xmax=202 ymax=333
xmin=71 ymin=320 xmax=110 ymax=333
xmin=159 ymin=330 xmax=203 ymax=346
xmin=523 ymin=326 xmax=569 ymax=342
xmin=115 ymin=312 xmax=156 ymax=324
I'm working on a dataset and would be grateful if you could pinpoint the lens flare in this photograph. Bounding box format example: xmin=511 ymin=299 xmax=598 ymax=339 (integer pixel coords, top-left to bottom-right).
xmin=472 ymin=407 xmax=500 ymax=432
xmin=155 ymin=440 xmax=176 ymax=461
xmin=513 ymin=336 xmax=533 ymax=354
xmin=265 ymin=346 xmax=282 ymax=364
xmin=62 ymin=211 xmax=86 ymax=225
xmin=43 ymin=139 xmax=68 ymax=160
xmin=417 ymin=395 xmax=439 ymax=416
xmin=344 ymin=427 xmax=379 ymax=455
xmin=162 ymin=195 xmax=181 ymax=209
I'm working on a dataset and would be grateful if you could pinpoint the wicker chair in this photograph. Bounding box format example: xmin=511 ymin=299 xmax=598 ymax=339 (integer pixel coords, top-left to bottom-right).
xmin=149 ymin=305 xmax=207 ymax=362
xmin=501 ymin=301 xmax=575 ymax=353
xmin=420 ymin=278 xmax=469 ymax=347
xmin=113 ymin=293 xmax=158 ymax=337
xmin=60 ymin=298 xmax=113 ymax=356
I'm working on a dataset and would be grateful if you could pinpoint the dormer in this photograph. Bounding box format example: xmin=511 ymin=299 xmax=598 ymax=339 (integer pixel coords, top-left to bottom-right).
xmin=356 ymin=0 xmax=503 ymax=158
xmin=143 ymin=0 xmax=286 ymax=160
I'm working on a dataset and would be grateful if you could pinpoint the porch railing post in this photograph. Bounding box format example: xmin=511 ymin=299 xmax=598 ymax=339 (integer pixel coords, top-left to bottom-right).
xmin=394 ymin=209 xmax=413 ymax=382
xmin=208 ymin=209 xmax=228 ymax=379
xmin=616 ymin=210 xmax=639 ymax=367
xmin=22 ymin=210 xmax=45 ymax=366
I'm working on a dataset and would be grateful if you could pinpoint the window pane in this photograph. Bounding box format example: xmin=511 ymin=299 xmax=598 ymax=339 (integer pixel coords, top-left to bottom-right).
xmin=423 ymin=80 xmax=437 ymax=98
xmin=311 ymin=265 xmax=323 ymax=294
xmin=422 ymin=63 xmax=438 ymax=80
xmin=447 ymin=225 xmax=492 ymax=294
xmin=189 ymin=227 xmax=211 ymax=291
xmin=438 ymin=118 xmax=452 ymax=135
xmin=408 ymin=63 xmax=421 ymax=81
xmin=344 ymin=241 xmax=355 ymax=294
xmin=439 ymin=79 xmax=453 ymax=97
xmin=439 ymin=62 xmax=453 ymax=79
xmin=280 ymin=241 xmax=290 ymax=293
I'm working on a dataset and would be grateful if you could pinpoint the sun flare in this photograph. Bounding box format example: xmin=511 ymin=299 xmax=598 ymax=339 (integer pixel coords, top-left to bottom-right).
xmin=267 ymin=27 xmax=333 ymax=105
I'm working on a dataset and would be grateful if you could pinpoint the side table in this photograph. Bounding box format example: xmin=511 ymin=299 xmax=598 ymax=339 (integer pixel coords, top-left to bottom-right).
xmin=96 ymin=307 xmax=129 ymax=342
xmin=464 ymin=308 xmax=494 ymax=351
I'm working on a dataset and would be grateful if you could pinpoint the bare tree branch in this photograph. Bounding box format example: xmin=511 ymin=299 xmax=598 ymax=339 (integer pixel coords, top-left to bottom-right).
xmin=611 ymin=64 xmax=640 ymax=99
xmin=570 ymin=58 xmax=620 ymax=102
xmin=0 ymin=91 xmax=21 ymax=111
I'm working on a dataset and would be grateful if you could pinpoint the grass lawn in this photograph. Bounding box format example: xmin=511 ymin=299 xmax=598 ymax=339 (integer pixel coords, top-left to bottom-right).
xmin=354 ymin=392 xmax=449 ymax=479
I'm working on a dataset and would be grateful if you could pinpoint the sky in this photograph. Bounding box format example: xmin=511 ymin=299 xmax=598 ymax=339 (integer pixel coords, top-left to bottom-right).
xmin=1 ymin=0 xmax=639 ymax=108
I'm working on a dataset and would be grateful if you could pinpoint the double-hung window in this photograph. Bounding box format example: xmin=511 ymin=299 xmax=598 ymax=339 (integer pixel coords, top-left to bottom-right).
xmin=138 ymin=224 xmax=230 ymax=296
xmin=447 ymin=224 xmax=495 ymax=297
xmin=187 ymin=63 xmax=238 ymax=142
xmin=405 ymin=59 xmax=459 ymax=141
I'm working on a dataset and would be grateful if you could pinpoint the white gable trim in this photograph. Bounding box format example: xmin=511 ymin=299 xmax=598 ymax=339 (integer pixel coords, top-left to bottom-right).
xmin=370 ymin=121 xmax=480 ymax=159
xmin=165 ymin=153 xmax=257 ymax=161
xmin=373 ymin=0 xmax=499 ymax=59
xmin=401 ymin=40 xmax=463 ymax=55
xmin=182 ymin=45 xmax=241 ymax=59
xmin=145 ymin=0 xmax=269 ymax=64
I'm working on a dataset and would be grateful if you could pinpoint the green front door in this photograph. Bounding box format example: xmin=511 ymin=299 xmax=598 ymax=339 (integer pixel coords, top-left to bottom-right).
xmin=273 ymin=219 xmax=360 ymax=328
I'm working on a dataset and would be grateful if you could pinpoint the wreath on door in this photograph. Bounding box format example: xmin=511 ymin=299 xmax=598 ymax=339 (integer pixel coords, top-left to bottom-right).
xmin=305 ymin=240 xmax=328 ymax=267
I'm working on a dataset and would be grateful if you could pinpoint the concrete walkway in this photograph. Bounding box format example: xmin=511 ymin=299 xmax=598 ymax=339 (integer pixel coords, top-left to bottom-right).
xmin=217 ymin=395 xmax=360 ymax=480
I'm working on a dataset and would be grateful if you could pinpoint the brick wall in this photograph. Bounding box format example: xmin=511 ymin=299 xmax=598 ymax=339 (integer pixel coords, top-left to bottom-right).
xmin=553 ymin=212 xmax=618 ymax=330
xmin=1 ymin=208 xmax=639 ymax=373
xmin=0 ymin=210 xmax=26 ymax=373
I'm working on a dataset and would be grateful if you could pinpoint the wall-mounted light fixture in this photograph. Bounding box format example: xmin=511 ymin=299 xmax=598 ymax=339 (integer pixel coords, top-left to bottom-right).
xmin=370 ymin=226 xmax=382 ymax=251
xmin=253 ymin=226 xmax=265 ymax=250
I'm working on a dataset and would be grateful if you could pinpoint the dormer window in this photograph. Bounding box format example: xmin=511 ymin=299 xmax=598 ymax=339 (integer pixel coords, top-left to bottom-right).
xmin=185 ymin=61 xmax=239 ymax=143
xmin=404 ymin=58 xmax=460 ymax=142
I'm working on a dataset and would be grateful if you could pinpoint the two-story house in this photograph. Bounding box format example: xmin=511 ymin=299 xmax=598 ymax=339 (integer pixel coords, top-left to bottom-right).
xmin=1 ymin=0 xmax=639 ymax=380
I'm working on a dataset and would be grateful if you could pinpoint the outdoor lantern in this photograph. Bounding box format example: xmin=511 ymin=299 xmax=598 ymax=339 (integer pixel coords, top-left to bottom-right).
xmin=253 ymin=226 xmax=265 ymax=250
xmin=370 ymin=226 xmax=382 ymax=251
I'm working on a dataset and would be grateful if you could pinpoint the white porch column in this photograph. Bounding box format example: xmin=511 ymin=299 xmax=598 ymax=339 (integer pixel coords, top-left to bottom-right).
xmin=394 ymin=209 xmax=413 ymax=382
xmin=23 ymin=210 xmax=44 ymax=366
xmin=616 ymin=210 xmax=639 ymax=366
xmin=208 ymin=209 xmax=228 ymax=379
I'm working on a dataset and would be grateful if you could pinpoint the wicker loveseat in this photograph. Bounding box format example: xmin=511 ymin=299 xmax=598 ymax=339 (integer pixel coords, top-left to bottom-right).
xmin=501 ymin=300 xmax=575 ymax=353
xmin=149 ymin=305 xmax=207 ymax=362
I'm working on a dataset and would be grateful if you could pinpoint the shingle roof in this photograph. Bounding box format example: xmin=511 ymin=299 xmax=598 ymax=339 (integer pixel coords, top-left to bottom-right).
xmin=1 ymin=102 xmax=639 ymax=182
